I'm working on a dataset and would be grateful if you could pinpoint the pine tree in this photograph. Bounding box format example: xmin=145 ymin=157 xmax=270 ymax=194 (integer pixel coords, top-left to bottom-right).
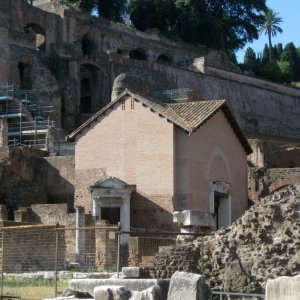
xmin=281 ymin=43 xmax=299 ymax=81
xmin=244 ymin=47 xmax=256 ymax=68
xmin=262 ymin=44 xmax=269 ymax=64
xmin=277 ymin=43 xmax=283 ymax=58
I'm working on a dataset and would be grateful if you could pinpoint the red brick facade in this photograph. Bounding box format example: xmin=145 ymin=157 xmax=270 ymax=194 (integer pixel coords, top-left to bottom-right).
xmin=74 ymin=95 xmax=248 ymax=229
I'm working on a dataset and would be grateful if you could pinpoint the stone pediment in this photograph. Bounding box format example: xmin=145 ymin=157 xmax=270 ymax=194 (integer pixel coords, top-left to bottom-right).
xmin=90 ymin=177 xmax=129 ymax=190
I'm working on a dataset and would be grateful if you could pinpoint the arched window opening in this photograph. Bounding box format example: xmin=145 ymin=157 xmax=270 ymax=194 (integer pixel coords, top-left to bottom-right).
xmin=157 ymin=54 xmax=172 ymax=64
xmin=24 ymin=23 xmax=46 ymax=52
xmin=129 ymin=49 xmax=147 ymax=60
xmin=82 ymin=33 xmax=96 ymax=58
xmin=79 ymin=64 xmax=107 ymax=121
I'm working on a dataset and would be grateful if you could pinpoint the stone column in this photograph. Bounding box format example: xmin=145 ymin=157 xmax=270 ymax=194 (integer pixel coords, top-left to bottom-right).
xmin=75 ymin=206 xmax=85 ymax=262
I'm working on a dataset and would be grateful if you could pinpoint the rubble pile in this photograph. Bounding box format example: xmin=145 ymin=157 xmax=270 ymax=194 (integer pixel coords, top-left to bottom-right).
xmin=202 ymin=184 xmax=300 ymax=292
xmin=154 ymin=185 xmax=300 ymax=293
xmin=151 ymin=244 xmax=200 ymax=279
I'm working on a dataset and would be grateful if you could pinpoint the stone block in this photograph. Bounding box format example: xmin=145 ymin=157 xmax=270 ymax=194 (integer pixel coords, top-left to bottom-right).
xmin=131 ymin=285 xmax=162 ymax=300
xmin=73 ymin=273 xmax=88 ymax=279
xmin=173 ymin=211 xmax=214 ymax=227
xmin=58 ymin=271 xmax=73 ymax=280
xmin=167 ymin=272 xmax=210 ymax=300
xmin=44 ymin=271 xmax=56 ymax=280
xmin=94 ymin=285 xmax=131 ymax=300
xmin=69 ymin=279 xmax=170 ymax=299
xmin=266 ymin=275 xmax=300 ymax=300
xmin=122 ymin=267 xmax=142 ymax=278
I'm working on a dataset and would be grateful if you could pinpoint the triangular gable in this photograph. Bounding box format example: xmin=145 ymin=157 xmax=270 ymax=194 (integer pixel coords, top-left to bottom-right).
xmin=90 ymin=177 xmax=129 ymax=189
xmin=68 ymin=89 xmax=252 ymax=155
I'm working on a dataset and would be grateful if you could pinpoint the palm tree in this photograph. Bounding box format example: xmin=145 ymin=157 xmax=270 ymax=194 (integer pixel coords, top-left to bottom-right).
xmin=260 ymin=9 xmax=283 ymax=62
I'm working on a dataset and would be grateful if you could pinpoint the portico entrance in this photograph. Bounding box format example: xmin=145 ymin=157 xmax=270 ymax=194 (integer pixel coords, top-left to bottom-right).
xmin=90 ymin=177 xmax=135 ymax=244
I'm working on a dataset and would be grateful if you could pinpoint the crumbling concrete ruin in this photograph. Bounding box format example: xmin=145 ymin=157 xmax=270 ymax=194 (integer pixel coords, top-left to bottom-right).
xmin=151 ymin=185 xmax=300 ymax=294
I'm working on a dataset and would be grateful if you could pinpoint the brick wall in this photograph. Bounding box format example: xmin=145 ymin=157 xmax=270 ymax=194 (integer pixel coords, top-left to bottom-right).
xmin=128 ymin=236 xmax=175 ymax=267
xmin=248 ymin=167 xmax=300 ymax=202
xmin=75 ymin=96 xmax=174 ymax=228
xmin=1 ymin=226 xmax=66 ymax=273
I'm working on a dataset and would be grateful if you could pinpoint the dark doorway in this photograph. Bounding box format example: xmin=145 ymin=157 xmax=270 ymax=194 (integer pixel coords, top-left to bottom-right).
xmin=214 ymin=192 xmax=230 ymax=229
xmin=18 ymin=62 xmax=32 ymax=89
xmin=101 ymin=207 xmax=120 ymax=225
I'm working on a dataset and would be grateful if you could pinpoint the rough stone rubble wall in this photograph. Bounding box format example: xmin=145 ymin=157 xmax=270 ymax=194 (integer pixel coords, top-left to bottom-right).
xmin=248 ymin=167 xmax=300 ymax=203
xmin=152 ymin=185 xmax=300 ymax=294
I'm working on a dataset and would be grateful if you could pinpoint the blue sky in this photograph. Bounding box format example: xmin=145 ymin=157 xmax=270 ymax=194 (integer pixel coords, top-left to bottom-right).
xmin=236 ymin=0 xmax=300 ymax=62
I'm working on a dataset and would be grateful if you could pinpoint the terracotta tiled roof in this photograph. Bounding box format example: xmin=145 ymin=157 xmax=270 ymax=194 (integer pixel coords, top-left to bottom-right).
xmin=68 ymin=90 xmax=252 ymax=154
xmin=166 ymin=100 xmax=225 ymax=130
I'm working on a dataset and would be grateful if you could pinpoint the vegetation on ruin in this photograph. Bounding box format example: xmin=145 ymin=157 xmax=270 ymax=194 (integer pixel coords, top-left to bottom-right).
xmin=66 ymin=0 xmax=267 ymax=52
xmin=129 ymin=0 xmax=267 ymax=52
xmin=67 ymin=0 xmax=127 ymax=22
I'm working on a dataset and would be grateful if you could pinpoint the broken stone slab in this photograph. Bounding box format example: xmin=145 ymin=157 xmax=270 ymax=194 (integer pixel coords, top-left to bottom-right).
xmin=173 ymin=211 xmax=214 ymax=227
xmin=94 ymin=285 xmax=131 ymax=300
xmin=58 ymin=271 xmax=73 ymax=280
xmin=87 ymin=272 xmax=112 ymax=279
xmin=266 ymin=275 xmax=300 ymax=300
xmin=73 ymin=273 xmax=88 ymax=279
xmin=122 ymin=267 xmax=143 ymax=278
xmin=44 ymin=271 xmax=56 ymax=280
xmin=131 ymin=285 xmax=162 ymax=300
xmin=43 ymin=297 xmax=93 ymax=300
xmin=69 ymin=279 xmax=170 ymax=299
xmin=167 ymin=272 xmax=210 ymax=300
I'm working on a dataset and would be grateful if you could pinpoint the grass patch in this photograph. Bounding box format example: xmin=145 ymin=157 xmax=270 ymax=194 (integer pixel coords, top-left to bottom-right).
xmin=2 ymin=277 xmax=68 ymax=300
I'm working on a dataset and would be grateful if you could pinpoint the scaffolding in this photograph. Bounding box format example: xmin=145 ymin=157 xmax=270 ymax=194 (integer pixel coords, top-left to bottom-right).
xmin=0 ymin=84 xmax=55 ymax=150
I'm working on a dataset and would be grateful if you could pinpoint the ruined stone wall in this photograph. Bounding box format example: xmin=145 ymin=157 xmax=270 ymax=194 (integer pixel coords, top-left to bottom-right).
xmin=0 ymin=149 xmax=75 ymax=216
xmin=2 ymin=0 xmax=300 ymax=142
xmin=128 ymin=237 xmax=175 ymax=267
xmin=30 ymin=203 xmax=76 ymax=261
xmin=110 ymin=55 xmax=300 ymax=141
xmin=152 ymin=185 xmax=300 ymax=294
xmin=248 ymin=167 xmax=300 ymax=203
xmin=44 ymin=156 xmax=75 ymax=205
xmin=95 ymin=221 xmax=118 ymax=272
xmin=1 ymin=226 xmax=66 ymax=273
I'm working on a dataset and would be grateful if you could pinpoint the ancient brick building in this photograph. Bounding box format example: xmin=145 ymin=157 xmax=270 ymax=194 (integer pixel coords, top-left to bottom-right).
xmin=69 ymin=91 xmax=251 ymax=230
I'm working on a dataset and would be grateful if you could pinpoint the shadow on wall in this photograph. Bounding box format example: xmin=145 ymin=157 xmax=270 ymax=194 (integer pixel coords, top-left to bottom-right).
xmin=130 ymin=192 xmax=174 ymax=231
xmin=0 ymin=149 xmax=75 ymax=220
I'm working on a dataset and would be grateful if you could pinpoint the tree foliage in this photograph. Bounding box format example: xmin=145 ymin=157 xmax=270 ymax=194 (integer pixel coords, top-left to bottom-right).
xmin=281 ymin=43 xmax=299 ymax=81
xmin=128 ymin=0 xmax=267 ymax=51
xmin=244 ymin=47 xmax=256 ymax=69
xmin=95 ymin=0 xmax=127 ymax=22
xmin=259 ymin=9 xmax=283 ymax=62
xmin=241 ymin=42 xmax=300 ymax=85
xmin=67 ymin=0 xmax=127 ymax=21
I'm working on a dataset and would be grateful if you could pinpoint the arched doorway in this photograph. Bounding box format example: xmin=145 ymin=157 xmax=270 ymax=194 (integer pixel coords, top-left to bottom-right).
xmin=79 ymin=63 xmax=108 ymax=123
